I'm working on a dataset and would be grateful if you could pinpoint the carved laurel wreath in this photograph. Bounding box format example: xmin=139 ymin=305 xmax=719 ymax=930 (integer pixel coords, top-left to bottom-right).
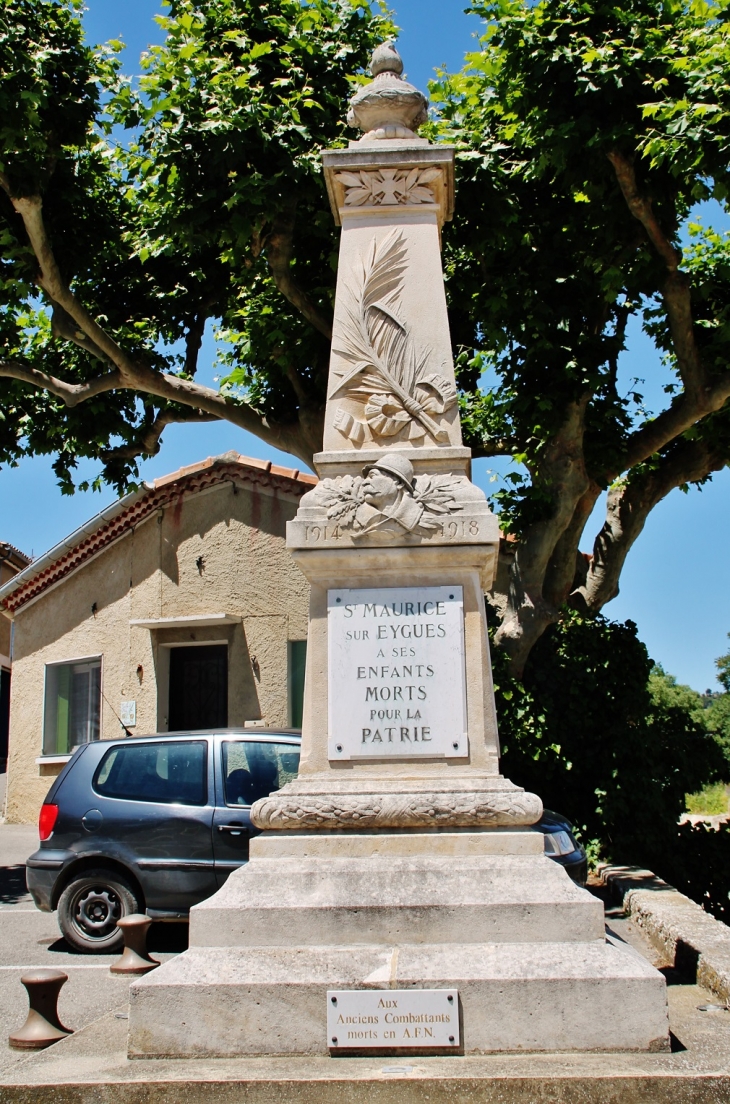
xmin=314 ymin=472 xmax=460 ymax=532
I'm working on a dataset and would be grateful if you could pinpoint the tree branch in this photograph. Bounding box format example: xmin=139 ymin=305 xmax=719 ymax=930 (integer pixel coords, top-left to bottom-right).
xmin=101 ymin=408 xmax=219 ymax=463
xmin=622 ymin=377 xmax=730 ymax=471
xmin=10 ymin=195 xmax=142 ymax=382
xmin=266 ymin=204 xmax=333 ymax=341
xmin=574 ymin=438 xmax=728 ymax=613
xmin=50 ymin=302 xmax=110 ymax=362
xmin=282 ymin=362 xmax=309 ymax=405
xmin=542 ymin=480 xmax=602 ymax=609
xmin=4 ymin=192 xmax=321 ymax=464
xmin=493 ymin=395 xmax=592 ymax=675
xmin=0 ymin=357 xmax=122 ymax=406
xmin=184 ymin=298 xmax=217 ymax=377
xmin=607 ymin=150 xmax=730 ymax=471
xmin=607 ymin=150 xmax=682 ymax=272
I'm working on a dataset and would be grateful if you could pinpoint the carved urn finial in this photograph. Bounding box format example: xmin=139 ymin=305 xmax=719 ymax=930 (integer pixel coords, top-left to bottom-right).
xmin=347 ymin=42 xmax=429 ymax=141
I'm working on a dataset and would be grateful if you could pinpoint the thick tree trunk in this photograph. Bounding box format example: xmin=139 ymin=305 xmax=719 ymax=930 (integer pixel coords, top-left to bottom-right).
xmin=493 ymin=398 xmax=591 ymax=677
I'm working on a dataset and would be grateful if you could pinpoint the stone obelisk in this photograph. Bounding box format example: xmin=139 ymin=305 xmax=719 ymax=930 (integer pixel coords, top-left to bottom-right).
xmin=128 ymin=45 xmax=669 ymax=1058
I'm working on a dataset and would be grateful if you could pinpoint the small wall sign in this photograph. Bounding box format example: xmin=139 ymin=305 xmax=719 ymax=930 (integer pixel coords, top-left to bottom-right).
xmin=120 ymin=700 xmax=137 ymax=727
xmin=327 ymin=989 xmax=459 ymax=1049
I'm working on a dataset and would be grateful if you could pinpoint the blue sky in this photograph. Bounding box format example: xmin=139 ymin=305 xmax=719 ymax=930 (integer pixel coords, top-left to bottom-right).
xmin=1 ymin=0 xmax=728 ymax=692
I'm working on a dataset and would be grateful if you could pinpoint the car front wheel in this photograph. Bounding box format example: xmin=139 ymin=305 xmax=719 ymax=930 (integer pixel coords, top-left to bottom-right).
xmin=57 ymin=868 xmax=141 ymax=954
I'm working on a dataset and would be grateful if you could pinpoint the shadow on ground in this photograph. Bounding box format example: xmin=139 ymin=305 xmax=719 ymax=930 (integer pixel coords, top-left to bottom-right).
xmin=0 ymin=865 xmax=28 ymax=905
xmin=41 ymin=923 xmax=190 ymax=956
xmin=590 ymin=880 xmax=694 ymax=988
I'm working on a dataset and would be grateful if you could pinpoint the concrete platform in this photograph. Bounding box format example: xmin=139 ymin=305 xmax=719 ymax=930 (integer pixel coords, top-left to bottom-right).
xmin=1 ymin=982 xmax=729 ymax=1104
xmin=128 ymin=836 xmax=669 ymax=1057
xmin=2 ymin=906 xmax=728 ymax=1102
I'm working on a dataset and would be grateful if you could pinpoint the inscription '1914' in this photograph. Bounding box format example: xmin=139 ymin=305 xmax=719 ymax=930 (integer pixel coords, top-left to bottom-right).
xmin=328 ymin=586 xmax=468 ymax=760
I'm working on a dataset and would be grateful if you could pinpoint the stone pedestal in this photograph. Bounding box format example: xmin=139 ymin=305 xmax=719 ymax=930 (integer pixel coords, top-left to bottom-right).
xmin=129 ymin=831 xmax=668 ymax=1057
xmin=128 ymin=43 xmax=669 ymax=1059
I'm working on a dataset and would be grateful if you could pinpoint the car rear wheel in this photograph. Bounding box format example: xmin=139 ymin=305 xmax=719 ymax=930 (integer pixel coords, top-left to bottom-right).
xmin=57 ymin=868 xmax=141 ymax=954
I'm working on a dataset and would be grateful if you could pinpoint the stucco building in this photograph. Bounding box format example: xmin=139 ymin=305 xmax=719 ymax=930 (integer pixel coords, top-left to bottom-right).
xmin=1 ymin=541 xmax=32 ymax=773
xmin=0 ymin=453 xmax=315 ymax=823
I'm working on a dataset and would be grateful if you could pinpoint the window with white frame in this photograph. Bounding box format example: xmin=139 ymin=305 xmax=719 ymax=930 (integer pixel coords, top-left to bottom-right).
xmin=43 ymin=658 xmax=102 ymax=756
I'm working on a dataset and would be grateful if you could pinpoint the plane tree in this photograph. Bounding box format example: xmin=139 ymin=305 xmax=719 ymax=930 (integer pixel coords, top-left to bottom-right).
xmin=0 ymin=0 xmax=392 ymax=486
xmin=438 ymin=0 xmax=730 ymax=672
xmin=2 ymin=0 xmax=730 ymax=674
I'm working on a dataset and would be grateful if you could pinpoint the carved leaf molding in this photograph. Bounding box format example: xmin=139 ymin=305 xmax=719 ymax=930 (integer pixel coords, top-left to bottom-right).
xmin=251 ymin=790 xmax=544 ymax=830
xmin=335 ymin=167 xmax=440 ymax=207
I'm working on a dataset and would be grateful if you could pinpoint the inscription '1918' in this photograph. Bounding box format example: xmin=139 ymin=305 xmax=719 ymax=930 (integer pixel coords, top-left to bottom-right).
xmin=328 ymin=586 xmax=468 ymax=760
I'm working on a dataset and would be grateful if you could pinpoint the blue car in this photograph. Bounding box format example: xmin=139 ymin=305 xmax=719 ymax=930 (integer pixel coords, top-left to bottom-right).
xmin=532 ymin=809 xmax=588 ymax=886
xmin=26 ymin=729 xmax=301 ymax=952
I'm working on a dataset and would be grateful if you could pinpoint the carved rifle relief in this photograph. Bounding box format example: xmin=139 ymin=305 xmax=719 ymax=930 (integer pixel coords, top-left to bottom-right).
xmin=330 ymin=229 xmax=457 ymax=445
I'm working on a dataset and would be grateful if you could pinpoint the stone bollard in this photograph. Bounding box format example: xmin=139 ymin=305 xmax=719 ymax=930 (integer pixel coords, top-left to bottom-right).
xmin=8 ymin=970 xmax=73 ymax=1049
xmin=110 ymin=913 xmax=159 ymax=975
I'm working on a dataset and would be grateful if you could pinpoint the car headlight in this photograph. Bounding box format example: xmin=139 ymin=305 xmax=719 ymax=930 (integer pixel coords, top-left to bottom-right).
xmin=543 ymin=830 xmax=575 ymax=857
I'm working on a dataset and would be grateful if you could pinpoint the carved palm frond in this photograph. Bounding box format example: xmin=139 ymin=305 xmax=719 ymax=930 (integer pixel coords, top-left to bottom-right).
xmin=331 ymin=229 xmax=421 ymax=399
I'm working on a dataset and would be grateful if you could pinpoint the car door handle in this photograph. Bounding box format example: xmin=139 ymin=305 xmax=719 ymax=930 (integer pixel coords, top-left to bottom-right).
xmin=217 ymin=823 xmax=248 ymax=835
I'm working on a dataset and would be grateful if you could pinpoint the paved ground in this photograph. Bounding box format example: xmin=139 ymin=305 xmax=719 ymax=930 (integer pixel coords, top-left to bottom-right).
xmin=1 ymin=823 xmax=729 ymax=1101
xmin=0 ymin=822 xmax=187 ymax=1077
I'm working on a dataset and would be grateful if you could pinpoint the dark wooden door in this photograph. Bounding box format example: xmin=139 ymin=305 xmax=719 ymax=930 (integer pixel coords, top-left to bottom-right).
xmin=0 ymin=668 xmax=10 ymax=770
xmin=168 ymin=645 xmax=228 ymax=731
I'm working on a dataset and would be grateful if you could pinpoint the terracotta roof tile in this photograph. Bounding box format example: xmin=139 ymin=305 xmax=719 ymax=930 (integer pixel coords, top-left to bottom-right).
xmin=235 ymin=456 xmax=271 ymax=473
xmin=0 ymin=541 xmax=32 ymax=567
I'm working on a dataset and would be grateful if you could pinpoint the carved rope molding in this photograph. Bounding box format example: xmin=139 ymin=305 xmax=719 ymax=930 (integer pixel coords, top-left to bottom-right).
xmin=335 ymin=167 xmax=440 ymax=207
xmin=251 ymin=790 xmax=543 ymax=830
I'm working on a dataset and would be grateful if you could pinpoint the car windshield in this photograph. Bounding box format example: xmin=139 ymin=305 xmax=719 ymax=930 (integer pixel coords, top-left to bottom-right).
xmin=222 ymin=741 xmax=300 ymax=806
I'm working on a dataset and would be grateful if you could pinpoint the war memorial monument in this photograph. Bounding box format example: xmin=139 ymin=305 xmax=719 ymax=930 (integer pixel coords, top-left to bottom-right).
xmin=128 ymin=44 xmax=670 ymax=1059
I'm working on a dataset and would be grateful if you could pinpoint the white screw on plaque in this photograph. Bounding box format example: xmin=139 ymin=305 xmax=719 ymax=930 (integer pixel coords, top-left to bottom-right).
xmin=327 ymin=990 xmax=459 ymax=1049
xmin=328 ymin=586 xmax=468 ymax=760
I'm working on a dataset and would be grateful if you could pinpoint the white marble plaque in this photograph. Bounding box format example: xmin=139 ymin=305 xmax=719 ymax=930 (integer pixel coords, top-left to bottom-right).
xmin=328 ymin=586 xmax=467 ymax=760
xmin=120 ymin=700 xmax=136 ymax=727
xmin=327 ymin=989 xmax=459 ymax=1049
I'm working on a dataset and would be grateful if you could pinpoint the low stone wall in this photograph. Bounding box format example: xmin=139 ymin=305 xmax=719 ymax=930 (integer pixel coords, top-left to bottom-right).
xmin=679 ymin=812 xmax=730 ymax=829
xmin=598 ymin=864 xmax=730 ymax=1003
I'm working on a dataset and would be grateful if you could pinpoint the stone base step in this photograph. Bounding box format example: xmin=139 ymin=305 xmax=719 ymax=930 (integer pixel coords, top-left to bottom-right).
xmin=128 ymin=938 xmax=669 ymax=1058
xmin=190 ymin=851 xmax=605 ymax=947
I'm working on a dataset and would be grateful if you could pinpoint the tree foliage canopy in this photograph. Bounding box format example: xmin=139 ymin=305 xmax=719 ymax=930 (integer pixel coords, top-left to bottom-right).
xmin=493 ymin=607 xmax=726 ymax=864
xmin=0 ymin=0 xmax=392 ymax=489
xmin=1 ymin=0 xmax=730 ymax=670
xmin=436 ymin=0 xmax=730 ymax=669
